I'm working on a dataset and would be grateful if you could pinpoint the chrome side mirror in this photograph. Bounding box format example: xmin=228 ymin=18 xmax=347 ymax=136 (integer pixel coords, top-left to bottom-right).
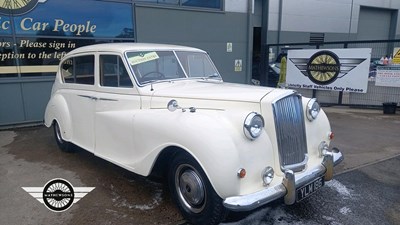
xmin=167 ymin=99 xmax=179 ymax=112
xmin=167 ymin=99 xmax=196 ymax=113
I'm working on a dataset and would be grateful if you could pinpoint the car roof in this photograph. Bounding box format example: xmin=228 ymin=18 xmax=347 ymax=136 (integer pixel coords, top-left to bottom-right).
xmin=66 ymin=43 xmax=206 ymax=56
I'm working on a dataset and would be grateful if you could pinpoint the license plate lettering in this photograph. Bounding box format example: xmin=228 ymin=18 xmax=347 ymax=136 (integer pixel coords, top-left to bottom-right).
xmin=296 ymin=177 xmax=324 ymax=202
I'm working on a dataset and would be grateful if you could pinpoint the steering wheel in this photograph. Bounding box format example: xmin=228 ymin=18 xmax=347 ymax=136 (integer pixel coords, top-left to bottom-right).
xmin=142 ymin=71 xmax=166 ymax=79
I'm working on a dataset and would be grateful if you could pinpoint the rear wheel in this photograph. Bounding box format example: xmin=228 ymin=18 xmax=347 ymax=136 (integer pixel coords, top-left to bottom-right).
xmin=53 ymin=121 xmax=74 ymax=152
xmin=168 ymin=152 xmax=227 ymax=225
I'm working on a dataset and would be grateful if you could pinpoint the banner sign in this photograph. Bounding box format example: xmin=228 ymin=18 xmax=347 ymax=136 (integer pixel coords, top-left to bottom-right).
xmin=0 ymin=0 xmax=134 ymax=77
xmin=376 ymin=66 xmax=400 ymax=87
xmin=286 ymin=48 xmax=371 ymax=93
xmin=392 ymin=47 xmax=400 ymax=64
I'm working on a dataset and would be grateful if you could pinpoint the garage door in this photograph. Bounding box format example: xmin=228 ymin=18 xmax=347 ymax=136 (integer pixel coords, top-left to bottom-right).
xmin=357 ymin=7 xmax=392 ymax=40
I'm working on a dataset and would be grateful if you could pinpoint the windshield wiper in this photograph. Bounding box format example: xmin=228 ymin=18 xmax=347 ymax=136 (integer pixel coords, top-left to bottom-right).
xmin=202 ymin=74 xmax=221 ymax=80
xmin=207 ymin=74 xmax=220 ymax=78
xmin=141 ymin=79 xmax=159 ymax=85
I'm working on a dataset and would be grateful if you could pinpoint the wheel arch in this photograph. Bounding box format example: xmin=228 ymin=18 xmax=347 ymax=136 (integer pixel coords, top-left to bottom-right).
xmin=149 ymin=146 xmax=182 ymax=180
xmin=148 ymin=142 xmax=242 ymax=200
xmin=44 ymin=94 xmax=73 ymax=141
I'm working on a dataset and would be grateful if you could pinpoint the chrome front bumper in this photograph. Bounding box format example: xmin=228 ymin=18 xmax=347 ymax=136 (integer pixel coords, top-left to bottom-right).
xmin=223 ymin=147 xmax=344 ymax=211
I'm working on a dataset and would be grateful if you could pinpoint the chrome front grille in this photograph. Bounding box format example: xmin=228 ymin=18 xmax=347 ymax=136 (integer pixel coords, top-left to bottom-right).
xmin=272 ymin=93 xmax=308 ymax=172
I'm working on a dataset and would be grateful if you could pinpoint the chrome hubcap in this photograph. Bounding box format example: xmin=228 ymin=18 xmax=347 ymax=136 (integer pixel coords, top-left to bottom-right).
xmin=175 ymin=164 xmax=206 ymax=213
xmin=55 ymin=123 xmax=63 ymax=144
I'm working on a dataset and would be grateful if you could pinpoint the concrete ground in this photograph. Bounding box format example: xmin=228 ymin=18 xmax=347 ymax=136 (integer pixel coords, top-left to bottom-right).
xmin=324 ymin=106 xmax=400 ymax=175
xmin=0 ymin=106 xmax=399 ymax=225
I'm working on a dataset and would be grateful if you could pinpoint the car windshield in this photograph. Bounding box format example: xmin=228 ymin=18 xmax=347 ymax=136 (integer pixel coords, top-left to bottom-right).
xmin=125 ymin=50 xmax=221 ymax=85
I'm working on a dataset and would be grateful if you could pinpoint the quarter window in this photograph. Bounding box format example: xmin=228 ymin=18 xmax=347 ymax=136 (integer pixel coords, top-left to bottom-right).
xmin=100 ymin=55 xmax=133 ymax=88
xmin=61 ymin=55 xmax=95 ymax=85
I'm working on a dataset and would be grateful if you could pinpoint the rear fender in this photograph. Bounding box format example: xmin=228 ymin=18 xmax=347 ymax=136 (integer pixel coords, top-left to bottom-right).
xmin=44 ymin=94 xmax=72 ymax=141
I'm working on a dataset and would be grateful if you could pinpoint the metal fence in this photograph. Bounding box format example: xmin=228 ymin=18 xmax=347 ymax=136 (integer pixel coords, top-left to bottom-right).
xmin=265 ymin=39 xmax=400 ymax=109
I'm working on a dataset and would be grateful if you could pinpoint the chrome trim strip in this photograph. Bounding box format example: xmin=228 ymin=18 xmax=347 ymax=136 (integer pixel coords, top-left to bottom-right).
xmin=282 ymin=155 xmax=309 ymax=172
xmin=98 ymin=98 xmax=118 ymax=101
xmin=223 ymin=148 xmax=344 ymax=211
xmin=78 ymin=95 xmax=97 ymax=100
xmin=78 ymin=94 xmax=92 ymax=99
xmin=332 ymin=147 xmax=344 ymax=166
xmin=283 ymin=170 xmax=295 ymax=205
xmin=223 ymin=184 xmax=286 ymax=212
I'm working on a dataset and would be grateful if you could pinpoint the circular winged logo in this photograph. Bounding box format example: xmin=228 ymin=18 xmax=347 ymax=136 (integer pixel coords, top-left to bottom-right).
xmin=22 ymin=178 xmax=95 ymax=212
xmin=306 ymin=50 xmax=341 ymax=85
xmin=42 ymin=178 xmax=75 ymax=212
xmin=0 ymin=0 xmax=40 ymax=15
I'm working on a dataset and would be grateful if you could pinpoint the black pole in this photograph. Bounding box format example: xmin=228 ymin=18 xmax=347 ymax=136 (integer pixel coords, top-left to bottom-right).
xmin=260 ymin=0 xmax=269 ymax=86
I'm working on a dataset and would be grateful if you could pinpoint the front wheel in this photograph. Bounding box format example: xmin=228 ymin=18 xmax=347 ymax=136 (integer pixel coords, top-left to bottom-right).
xmin=53 ymin=121 xmax=74 ymax=153
xmin=168 ymin=153 xmax=228 ymax=225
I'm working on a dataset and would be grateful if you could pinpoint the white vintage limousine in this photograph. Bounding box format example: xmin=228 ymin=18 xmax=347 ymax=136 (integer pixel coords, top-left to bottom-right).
xmin=44 ymin=43 xmax=343 ymax=225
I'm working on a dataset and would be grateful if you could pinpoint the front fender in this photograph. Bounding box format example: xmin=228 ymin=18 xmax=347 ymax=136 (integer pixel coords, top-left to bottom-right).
xmin=132 ymin=109 xmax=275 ymax=198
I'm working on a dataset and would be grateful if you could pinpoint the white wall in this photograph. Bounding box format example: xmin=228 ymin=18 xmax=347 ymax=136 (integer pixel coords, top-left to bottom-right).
xmin=269 ymin=0 xmax=353 ymax=33
xmin=268 ymin=0 xmax=400 ymax=35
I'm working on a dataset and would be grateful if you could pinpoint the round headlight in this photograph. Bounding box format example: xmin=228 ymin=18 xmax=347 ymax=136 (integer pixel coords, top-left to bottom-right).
xmin=306 ymin=98 xmax=320 ymax=121
xmin=243 ymin=112 xmax=264 ymax=140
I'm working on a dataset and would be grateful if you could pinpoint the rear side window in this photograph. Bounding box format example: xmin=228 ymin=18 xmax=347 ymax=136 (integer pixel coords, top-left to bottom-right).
xmin=61 ymin=55 xmax=95 ymax=85
xmin=100 ymin=55 xmax=133 ymax=88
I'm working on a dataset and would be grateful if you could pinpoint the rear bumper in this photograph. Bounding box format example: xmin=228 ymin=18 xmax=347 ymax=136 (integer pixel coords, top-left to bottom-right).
xmin=223 ymin=147 xmax=344 ymax=211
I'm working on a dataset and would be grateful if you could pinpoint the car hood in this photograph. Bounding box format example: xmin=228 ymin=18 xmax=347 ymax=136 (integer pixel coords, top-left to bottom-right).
xmin=150 ymin=80 xmax=275 ymax=103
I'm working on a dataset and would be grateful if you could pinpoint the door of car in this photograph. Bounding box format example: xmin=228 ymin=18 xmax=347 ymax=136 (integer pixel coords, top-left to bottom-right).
xmin=60 ymin=54 xmax=96 ymax=152
xmin=94 ymin=53 xmax=141 ymax=165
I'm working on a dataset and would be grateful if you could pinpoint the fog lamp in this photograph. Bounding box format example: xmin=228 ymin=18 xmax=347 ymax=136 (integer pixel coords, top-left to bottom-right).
xmin=262 ymin=167 xmax=274 ymax=186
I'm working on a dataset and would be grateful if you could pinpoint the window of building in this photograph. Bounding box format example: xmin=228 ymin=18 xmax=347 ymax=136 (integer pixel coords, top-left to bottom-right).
xmin=13 ymin=0 xmax=134 ymax=38
xmin=181 ymin=0 xmax=221 ymax=9
xmin=0 ymin=15 xmax=12 ymax=35
xmin=0 ymin=37 xmax=18 ymax=78
xmin=136 ymin=0 xmax=222 ymax=9
xmin=0 ymin=0 xmax=135 ymax=79
xmin=100 ymin=55 xmax=133 ymax=88
xmin=62 ymin=55 xmax=95 ymax=85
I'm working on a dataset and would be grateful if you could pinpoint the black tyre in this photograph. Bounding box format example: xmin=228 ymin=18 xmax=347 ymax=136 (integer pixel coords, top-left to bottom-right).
xmin=168 ymin=152 xmax=228 ymax=225
xmin=53 ymin=121 xmax=74 ymax=153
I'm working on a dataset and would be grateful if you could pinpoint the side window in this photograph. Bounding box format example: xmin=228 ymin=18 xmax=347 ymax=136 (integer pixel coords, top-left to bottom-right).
xmin=61 ymin=55 xmax=95 ymax=85
xmin=62 ymin=59 xmax=74 ymax=83
xmin=100 ymin=55 xmax=133 ymax=88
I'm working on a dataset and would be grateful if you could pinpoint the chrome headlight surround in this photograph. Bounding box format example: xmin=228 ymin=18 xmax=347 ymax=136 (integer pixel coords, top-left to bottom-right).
xmin=306 ymin=98 xmax=320 ymax=121
xmin=243 ymin=112 xmax=264 ymax=140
